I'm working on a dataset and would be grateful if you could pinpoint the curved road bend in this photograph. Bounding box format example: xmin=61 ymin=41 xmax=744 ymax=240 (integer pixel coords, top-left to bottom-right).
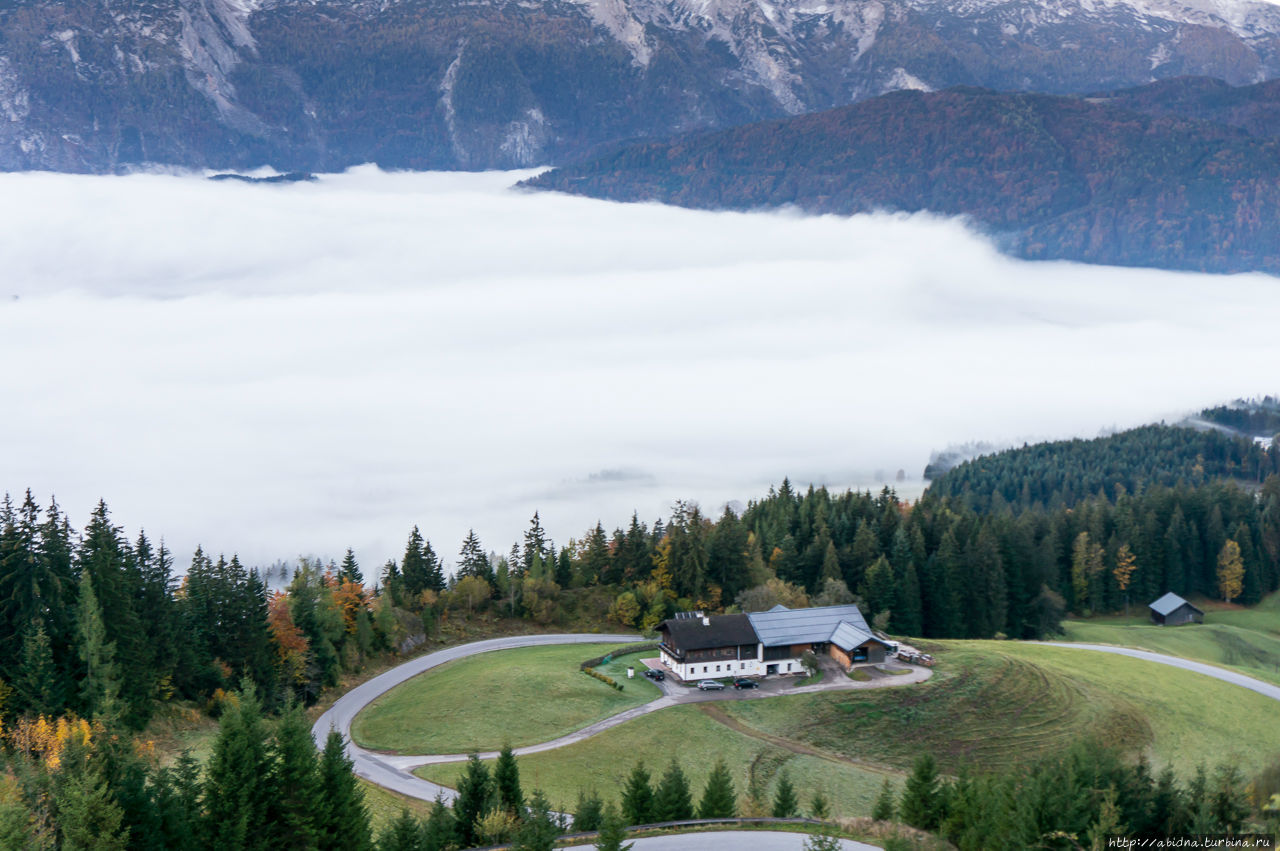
xmin=565 ymin=831 xmax=879 ymax=850
xmin=312 ymin=633 xmax=640 ymax=802
xmin=1031 ymin=642 xmax=1280 ymax=703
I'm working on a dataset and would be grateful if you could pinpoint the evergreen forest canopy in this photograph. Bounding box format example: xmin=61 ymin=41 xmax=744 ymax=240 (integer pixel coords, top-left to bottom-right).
xmin=2 ymin=417 xmax=1280 ymax=846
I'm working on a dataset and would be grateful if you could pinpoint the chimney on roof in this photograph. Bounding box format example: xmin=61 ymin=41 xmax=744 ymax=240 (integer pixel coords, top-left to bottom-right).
xmin=699 ymin=612 xmax=710 ymax=626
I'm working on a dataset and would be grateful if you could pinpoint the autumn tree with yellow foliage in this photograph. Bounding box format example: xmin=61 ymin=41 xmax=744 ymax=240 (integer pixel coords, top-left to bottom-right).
xmin=1218 ymin=539 xmax=1245 ymax=604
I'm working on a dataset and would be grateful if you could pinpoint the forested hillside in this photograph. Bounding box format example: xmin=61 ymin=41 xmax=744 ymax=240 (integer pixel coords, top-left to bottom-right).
xmin=525 ymin=81 xmax=1280 ymax=273
xmin=2 ymin=418 xmax=1279 ymax=844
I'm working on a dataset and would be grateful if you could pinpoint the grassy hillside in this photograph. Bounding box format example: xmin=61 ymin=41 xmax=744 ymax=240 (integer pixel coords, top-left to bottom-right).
xmin=1061 ymin=591 xmax=1280 ymax=686
xmin=417 ymin=702 xmax=895 ymax=818
xmin=418 ymin=640 xmax=1280 ymax=816
xmin=351 ymin=643 xmax=661 ymax=754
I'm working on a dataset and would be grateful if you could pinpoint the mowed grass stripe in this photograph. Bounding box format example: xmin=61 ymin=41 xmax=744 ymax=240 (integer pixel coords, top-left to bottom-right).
xmin=415 ymin=702 xmax=895 ymax=818
xmin=721 ymin=643 xmax=1280 ymax=777
xmin=351 ymin=643 xmax=661 ymax=755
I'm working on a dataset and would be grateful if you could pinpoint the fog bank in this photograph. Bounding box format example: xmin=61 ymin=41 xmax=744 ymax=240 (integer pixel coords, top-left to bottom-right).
xmin=0 ymin=167 xmax=1274 ymax=570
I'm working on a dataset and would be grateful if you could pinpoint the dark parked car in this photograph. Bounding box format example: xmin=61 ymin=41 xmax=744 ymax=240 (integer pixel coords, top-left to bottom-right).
xmin=733 ymin=678 xmax=759 ymax=689
xmin=697 ymin=680 xmax=725 ymax=691
xmin=643 ymin=669 xmax=665 ymax=681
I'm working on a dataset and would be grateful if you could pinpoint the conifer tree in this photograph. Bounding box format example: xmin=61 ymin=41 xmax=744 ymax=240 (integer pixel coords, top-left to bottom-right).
xmin=595 ymin=803 xmax=633 ymax=851
xmin=401 ymin=527 xmax=429 ymax=600
xmin=268 ymin=702 xmax=321 ymax=848
xmin=696 ymin=759 xmax=736 ymax=819
xmin=512 ymin=790 xmax=559 ymax=851
xmin=377 ymin=810 xmax=422 ymax=851
xmin=872 ymin=777 xmax=896 ymax=821
xmin=76 ymin=570 xmax=121 ymax=722
xmin=421 ymin=795 xmax=457 ymax=851
xmin=54 ymin=745 xmax=128 ymax=851
xmin=204 ymin=684 xmax=273 ymax=850
xmin=900 ymin=753 xmax=943 ymax=830
xmin=455 ymin=754 xmax=493 ymax=847
xmin=620 ymin=762 xmax=654 ymax=825
xmin=809 ymin=790 xmax=830 ymax=820
xmin=654 ymin=760 xmax=694 ymax=822
xmin=574 ymin=790 xmax=604 ymax=831
xmin=458 ymin=530 xmax=493 ymax=583
xmin=772 ymin=770 xmax=799 ymax=818
xmin=494 ymin=744 xmax=524 ymax=816
xmin=15 ymin=617 xmax=61 ymax=716
xmin=316 ymin=728 xmax=373 ymax=851
xmin=340 ymin=549 xmax=364 ymax=585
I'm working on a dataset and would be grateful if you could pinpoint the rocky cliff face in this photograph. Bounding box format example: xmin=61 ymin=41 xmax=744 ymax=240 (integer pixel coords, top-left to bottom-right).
xmin=3 ymin=0 xmax=1280 ymax=171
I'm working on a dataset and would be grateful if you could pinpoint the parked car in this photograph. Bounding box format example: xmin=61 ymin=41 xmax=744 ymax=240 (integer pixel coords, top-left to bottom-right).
xmin=733 ymin=678 xmax=759 ymax=689
xmin=697 ymin=680 xmax=725 ymax=691
xmin=643 ymin=669 xmax=665 ymax=681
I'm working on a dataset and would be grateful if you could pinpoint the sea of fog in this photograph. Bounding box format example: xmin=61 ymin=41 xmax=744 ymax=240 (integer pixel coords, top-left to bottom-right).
xmin=0 ymin=166 xmax=1275 ymax=572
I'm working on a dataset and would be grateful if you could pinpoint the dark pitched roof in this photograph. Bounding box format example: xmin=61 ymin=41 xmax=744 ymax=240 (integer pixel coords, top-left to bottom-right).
xmin=1149 ymin=591 xmax=1203 ymax=617
xmin=658 ymin=613 xmax=757 ymax=651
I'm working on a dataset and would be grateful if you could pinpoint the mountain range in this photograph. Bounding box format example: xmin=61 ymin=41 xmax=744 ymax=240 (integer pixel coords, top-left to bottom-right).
xmin=5 ymin=0 xmax=1280 ymax=172
xmin=524 ymin=78 xmax=1280 ymax=273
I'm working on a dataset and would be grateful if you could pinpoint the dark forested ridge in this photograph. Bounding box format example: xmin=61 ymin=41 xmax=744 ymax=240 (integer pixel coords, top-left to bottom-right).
xmin=525 ymin=79 xmax=1280 ymax=274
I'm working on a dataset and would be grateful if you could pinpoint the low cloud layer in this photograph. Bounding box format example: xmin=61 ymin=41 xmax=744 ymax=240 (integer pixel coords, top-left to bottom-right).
xmin=1 ymin=167 xmax=1275 ymax=570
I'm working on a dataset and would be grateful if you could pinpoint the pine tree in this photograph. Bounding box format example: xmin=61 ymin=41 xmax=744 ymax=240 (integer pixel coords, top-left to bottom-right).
xmin=772 ymin=770 xmax=799 ymax=818
xmin=457 ymin=530 xmax=493 ymax=583
xmin=76 ymin=570 xmax=122 ymax=722
xmin=809 ymin=790 xmax=830 ymax=820
xmin=574 ymin=790 xmax=604 ymax=831
xmin=421 ymin=795 xmax=457 ymax=851
xmin=595 ymin=803 xmax=633 ymax=851
xmin=204 ymin=684 xmax=273 ymax=850
xmin=54 ymin=745 xmax=128 ymax=851
xmin=400 ymin=527 xmax=429 ymax=601
xmin=494 ymin=744 xmax=524 ymax=816
xmin=512 ymin=790 xmax=559 ymax=851
xmin=15 ymin=616 xmax=61 ymax=716
xmin=900 ymin=753 xmax=943 ymax=830
xmin=653 ymin=760 xmax=693 ymax=822
xmin=620 ymin=762 xmax=654 ymax=826
xmin=340 ymin=549 xmax=364 ymax=585
xmin=377 ymin=810 xmax=422 ymax=851
xmin=696 ymin=759 xmax=736 ymax=818
xmin=455 ymin=754 xmax=493 ymax=847
xmin=316 ymin=728 xmax=373 ymax=851
xmin=268 ymin=702 xmax=321 ymax=849
xmin=872 ymin=777 xmax=896 ymax=821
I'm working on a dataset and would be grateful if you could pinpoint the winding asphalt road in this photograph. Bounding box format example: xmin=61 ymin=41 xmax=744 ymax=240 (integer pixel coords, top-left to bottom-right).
xmin=312 ymin=633 xmax=640 ymax=802
xmin=1033 ymin=641 xmax=1280 ymax=702
xmin=563 ymin=831 xmax=878 ymax=850
xmin=312 ymin=632 xmax=930 ymax=802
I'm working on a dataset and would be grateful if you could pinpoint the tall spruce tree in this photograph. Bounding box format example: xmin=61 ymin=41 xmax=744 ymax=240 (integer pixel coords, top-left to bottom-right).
xmin=595 ymin=803 xmax=633 ymax=851
xmin=422 ymin=795 xmax=458 ymax=851
xmin=494 ymin=744 xmax=524 ymax=816
xmin=654 ymin=760 xmax=693 ymax=822
xmin=339 ymin=549 xmax=364 ymax=585
xmin=771 ymin=770 xmax=799 ymax=818
xmin=620 ymin=762 xmax=654 ymax=826
xmin=512 ymin=790 xmax=559 ymax=851
xmin=377 ymin=810 xmax=422 ymax=851
xmin=268 ymin=703 xmax=321 ymax=849
xmin=76 ymin=570 xmax=122 ymax=722
xmin=900 ymin=753 xmax=943 ymax=830
xmin=316 ymin=728 xmax=373 ymax=851
xmin=204 ymin=684 xmax=273 ymax=850
xmin=696 ymin=759 xmax=736 ymax=819
xmin=455 ymin=754 xmax=493 ymax=847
